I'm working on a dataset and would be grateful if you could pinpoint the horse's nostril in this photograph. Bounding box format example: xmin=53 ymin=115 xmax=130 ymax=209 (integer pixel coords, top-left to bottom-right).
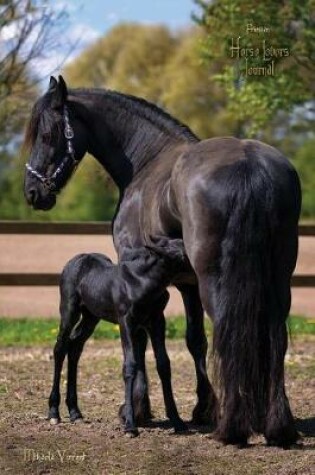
xmin=28 ymin=188 xmax=38 ymax=205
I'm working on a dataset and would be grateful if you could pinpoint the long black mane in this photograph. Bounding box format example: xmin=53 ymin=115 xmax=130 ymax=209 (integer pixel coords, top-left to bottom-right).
xmin=24 ymin=88 xmax=199 ymax=171
xmin=72 ymin=88 xmax=199 ymax=142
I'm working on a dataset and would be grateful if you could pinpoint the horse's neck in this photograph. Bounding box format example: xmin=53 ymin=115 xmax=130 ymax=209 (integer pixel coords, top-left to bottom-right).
xmin=71 ymin=90 xmax=196 ymax=190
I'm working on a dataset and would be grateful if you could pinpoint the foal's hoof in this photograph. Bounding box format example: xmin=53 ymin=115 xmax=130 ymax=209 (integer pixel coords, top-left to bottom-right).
xmin=49 ymin=417 xmax=60 ymax=425
xmin=174 ymin=420 xmax=188 ymax=433
xmin=125 ymin=428 xmax=139 ymax=438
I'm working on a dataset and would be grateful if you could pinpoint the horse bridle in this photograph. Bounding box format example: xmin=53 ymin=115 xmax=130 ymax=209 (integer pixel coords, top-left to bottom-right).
xmin=25 ymin=105 xmax=78 ymax=192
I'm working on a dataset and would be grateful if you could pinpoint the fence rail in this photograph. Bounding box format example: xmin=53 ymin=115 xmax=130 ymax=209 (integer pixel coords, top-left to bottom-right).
xmin=0 ymin=220 xmax=314 ymax=236
xmin=0 ymin=221 xmax=314 ymax=288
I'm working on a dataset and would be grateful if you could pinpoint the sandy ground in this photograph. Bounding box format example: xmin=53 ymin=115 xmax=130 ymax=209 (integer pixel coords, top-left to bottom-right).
xmin=0 ymin=338 xmax=314 ymax=475
xmin=0 ymin=235 xmax=314 ymax=318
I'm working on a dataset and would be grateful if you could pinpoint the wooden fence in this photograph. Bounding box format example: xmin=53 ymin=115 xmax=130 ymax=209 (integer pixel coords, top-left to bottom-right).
xmin=0 ymin=221 xmax=315 ymax=287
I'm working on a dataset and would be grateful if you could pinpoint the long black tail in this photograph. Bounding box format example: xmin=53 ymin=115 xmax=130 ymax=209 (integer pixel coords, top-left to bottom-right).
xmin=212 ymin=156 xmax=299 ymax=444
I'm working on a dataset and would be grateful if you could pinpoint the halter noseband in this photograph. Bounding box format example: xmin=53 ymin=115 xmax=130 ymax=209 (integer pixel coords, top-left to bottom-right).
xmin=25 ymin=105 xmax=78 ymax=192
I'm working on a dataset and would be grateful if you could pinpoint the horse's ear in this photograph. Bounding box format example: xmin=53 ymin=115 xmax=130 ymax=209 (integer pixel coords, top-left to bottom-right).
xmin=48 ymin=76 xmax=58 ymax=92
xmin=50 ymin=75 xmax=68 ymax=109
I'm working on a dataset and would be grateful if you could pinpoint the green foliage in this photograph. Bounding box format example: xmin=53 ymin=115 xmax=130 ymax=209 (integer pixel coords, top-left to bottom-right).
xmin=292 ymin=138 xmax=315 ymax=218
xmin=0 ymin=16 xmax=314 ymax=219
xmin=65 ymin=23 xmax=230 ymax=139
xmin=65 ymin=23 xmax=178 ymax=102
xmin=193 ymin=0 xmax=315 ymax=136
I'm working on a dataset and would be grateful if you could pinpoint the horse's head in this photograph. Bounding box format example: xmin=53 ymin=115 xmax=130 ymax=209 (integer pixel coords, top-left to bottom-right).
xmin=23 ymin=76 xmax=88 ymax=210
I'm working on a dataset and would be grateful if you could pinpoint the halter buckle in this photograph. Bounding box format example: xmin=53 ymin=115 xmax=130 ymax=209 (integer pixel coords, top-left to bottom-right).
xmin=64 ymin=126 xmax=74 ymax=140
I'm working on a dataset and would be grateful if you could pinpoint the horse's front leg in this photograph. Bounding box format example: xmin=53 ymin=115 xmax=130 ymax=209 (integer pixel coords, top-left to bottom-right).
xmin=119 ymin=310 xmax=139 ymax=437
xmin=179 ymin=284 xmax=218 ymax=426
xmin=148 ymin=308 xmax=187 ymax=433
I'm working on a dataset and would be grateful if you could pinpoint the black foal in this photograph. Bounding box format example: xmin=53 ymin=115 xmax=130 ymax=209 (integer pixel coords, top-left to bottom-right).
xmin=48 ymin=238 xmax=188 ymax=436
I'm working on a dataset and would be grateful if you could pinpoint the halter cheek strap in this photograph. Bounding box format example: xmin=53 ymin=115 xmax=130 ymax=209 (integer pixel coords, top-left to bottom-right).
xmin=25 ymin=105 xmax=78 ymax=192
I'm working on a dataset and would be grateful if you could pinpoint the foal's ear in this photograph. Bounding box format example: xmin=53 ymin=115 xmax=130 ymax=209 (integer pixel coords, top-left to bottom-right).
xmin=50 ymin=75 xmax=68 ymax=109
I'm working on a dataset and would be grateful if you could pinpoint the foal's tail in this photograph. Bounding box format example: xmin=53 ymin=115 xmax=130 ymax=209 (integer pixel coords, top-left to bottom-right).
xmin=212 ymin=154 xmax=299 ymax=444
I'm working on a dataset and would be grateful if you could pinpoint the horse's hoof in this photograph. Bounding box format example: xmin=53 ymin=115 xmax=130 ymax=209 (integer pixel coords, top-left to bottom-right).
xmin=49 ymin=418 xmax=60 ymax=425
xmin=73 ymin=417 xmax=84 ymax=424
xmin=69 ymin=409 xmax=83 ymax=423
xmin=192 ymin=402 xmax=217 ymax=427
xmin=191 ymin=411 xmax=211 ymax=426
xmin=214 ymin=429 xmax=249 ymax=448
xmin=265 ymin=423 xmax=299 ymax=448
xmin=125 ymin=429 xmax=139 ymax=438
xmin=174 ymin=420 xmax=188 ymax=433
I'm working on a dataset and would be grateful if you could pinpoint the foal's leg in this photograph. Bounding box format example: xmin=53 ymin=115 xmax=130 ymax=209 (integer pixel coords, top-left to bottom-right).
xmin=66 ymin=307 xmax=99 ymax=422
xmin=179 ymin=285 xmax=217 ymax=425
xmin=149 ymin=312 xmax=187 ymax=432
xmin=119 ymin=328 xmax=153 ymax=425
xmin=48 ymin=295 xmax=80 ymax=424
xmin=119 ymin=310 xmax=139 ymax=437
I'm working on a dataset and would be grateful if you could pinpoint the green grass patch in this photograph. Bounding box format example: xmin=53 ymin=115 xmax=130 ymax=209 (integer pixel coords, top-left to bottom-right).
xmin=0 ymin=314 xmax=313 ymax=347
xmin=288 ymin=315 xmax=315 ymax=335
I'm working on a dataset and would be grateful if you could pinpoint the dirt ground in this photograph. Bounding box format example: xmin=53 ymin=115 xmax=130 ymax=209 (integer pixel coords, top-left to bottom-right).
xmin=0 ymin=338 xmax=314 ymax=475
xmin=0 ymin=235 xmax=315 ymax=318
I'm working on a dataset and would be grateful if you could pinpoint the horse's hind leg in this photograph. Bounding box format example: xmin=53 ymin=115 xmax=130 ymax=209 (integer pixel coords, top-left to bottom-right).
xmin=149 ymin=311 xmax=187 ymax=432
xmin=264 ymin=231 xmax=299 ymax=447
xmin=48 ymin=293 xmax=80 ymax=424
xmin=66 ymin=306 xmax=99 ymax=422
xmin=180 ymin=285 xmax=217 ymax=426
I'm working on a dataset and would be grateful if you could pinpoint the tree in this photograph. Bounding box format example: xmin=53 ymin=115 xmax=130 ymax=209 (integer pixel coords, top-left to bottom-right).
xmin=65 ymin=23 xmax=178 ymax=102
xmin=0 ymin=0 xmax=71 ymax=145
xmin=193 ymin=0 xmax=315 ymax=136
xmin=160 ymin=28 xmax=234 ymax=138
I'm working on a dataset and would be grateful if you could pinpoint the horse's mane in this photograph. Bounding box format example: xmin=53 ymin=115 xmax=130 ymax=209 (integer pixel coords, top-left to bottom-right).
xmin=23 ymin=95 xmax=62 ymax=151
xmin=73 ymin=88 xmax=199 ymax=143
xmin=23 ymin=88 xmax=199 ymax=155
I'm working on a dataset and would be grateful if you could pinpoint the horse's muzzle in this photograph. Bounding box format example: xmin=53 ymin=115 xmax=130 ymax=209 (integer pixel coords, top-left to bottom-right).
xmin=24 ymin=184 xmax=56 ymax=210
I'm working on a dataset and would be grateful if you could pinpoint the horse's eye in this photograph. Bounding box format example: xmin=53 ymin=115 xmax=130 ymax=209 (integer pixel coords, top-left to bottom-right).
xmin=42 ymin=132 xmax=51 ymax=144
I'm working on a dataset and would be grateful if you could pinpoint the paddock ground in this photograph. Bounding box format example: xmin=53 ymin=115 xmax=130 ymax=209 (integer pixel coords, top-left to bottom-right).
xmin=0 ymin=235 xmax=315 ymax=318
xmin=0 ymin=338 xmax=314 ymax=475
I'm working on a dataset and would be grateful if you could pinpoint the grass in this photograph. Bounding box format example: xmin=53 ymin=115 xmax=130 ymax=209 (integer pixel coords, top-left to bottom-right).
xmin=0 ymin=315 xmax=314 ymax=347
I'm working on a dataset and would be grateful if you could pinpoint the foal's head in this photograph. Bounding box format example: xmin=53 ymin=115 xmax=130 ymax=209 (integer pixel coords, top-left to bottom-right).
xmin=23 ymin=76 xmax=88 ymax=210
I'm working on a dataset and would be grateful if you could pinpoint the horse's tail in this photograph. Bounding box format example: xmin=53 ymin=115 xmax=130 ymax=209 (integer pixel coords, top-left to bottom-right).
xmin=212 ymin=155 xmax=298 ymax=445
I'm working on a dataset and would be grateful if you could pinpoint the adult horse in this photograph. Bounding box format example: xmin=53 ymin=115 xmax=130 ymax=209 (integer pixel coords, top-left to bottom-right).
xmin=23 ymin=76 xmax=301 ymax=447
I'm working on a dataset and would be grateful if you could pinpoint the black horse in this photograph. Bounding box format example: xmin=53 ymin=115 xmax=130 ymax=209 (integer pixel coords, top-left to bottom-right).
xmin=24 ymin=76 xmax=301 ymax=447
xmin=49 ymin=239 xmax=188 ymax=436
